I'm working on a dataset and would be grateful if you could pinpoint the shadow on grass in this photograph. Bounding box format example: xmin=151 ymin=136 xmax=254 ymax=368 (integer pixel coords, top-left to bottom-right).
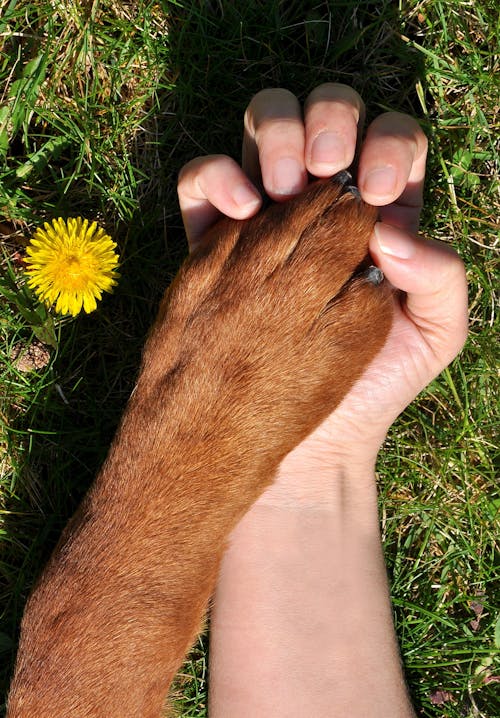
xmin=1 ymin=0 xmax=429 ymax=712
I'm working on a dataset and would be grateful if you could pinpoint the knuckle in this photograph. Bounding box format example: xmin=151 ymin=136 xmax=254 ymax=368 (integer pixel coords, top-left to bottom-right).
xmin=442 ymin=252 xmax=469 ymax=351
xmin=178 ymin=155 xmax=232 ymax=183
xmin=250 ymin=87 xmax=297 ymax=106
xmin=373 ymin=112 xmax=428 ymax=157
xmin=305 ymin=83 xmax=365 ymax=117
xmin=444 ymin=246 xmax=467 ymax=281
xmin=245 ymin=88 xmax=299 ymax=133
xmin=177 ymin=157 xmax=201 ymax=184
xmin=253 ymin=117 xmax=303 ymax=148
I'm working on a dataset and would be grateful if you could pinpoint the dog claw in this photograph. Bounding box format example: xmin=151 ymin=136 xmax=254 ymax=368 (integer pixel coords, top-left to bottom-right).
xmin=364 ymin=265 xmax=384 ymax=285
xmin=331 ymin=170 xmax=353 ymax=187
xmin=330 ymin=171 xmax=362 ymax=200
xmin=345 ymin=184 xmax=361 ymax=199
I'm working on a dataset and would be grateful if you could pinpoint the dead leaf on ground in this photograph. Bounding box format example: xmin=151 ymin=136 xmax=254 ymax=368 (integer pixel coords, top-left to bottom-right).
xmin=469 ymin=597 xmax=485 ymax=632
xmin=429 ymin=690 xmax=454 ymax=705
xmin=10 ymin=340 xmax=51 ymax=372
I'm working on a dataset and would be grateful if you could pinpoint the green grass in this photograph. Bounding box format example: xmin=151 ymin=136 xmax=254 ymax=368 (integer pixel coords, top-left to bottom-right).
xmin=1 ymin=1 xmax=498 ymax=716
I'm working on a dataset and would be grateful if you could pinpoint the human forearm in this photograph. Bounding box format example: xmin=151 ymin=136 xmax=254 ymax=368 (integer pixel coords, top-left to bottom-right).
xmin=209 ymin=460 xmax=416 ymax=718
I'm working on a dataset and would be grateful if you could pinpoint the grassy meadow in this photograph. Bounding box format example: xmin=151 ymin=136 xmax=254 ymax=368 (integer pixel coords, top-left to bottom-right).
xmin=0 ymin=1 xmax=498 ymax=715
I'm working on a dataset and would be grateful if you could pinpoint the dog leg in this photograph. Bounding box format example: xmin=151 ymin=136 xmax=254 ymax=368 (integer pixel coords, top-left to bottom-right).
xmin=8 ymin=178 xmax=392 ymax=717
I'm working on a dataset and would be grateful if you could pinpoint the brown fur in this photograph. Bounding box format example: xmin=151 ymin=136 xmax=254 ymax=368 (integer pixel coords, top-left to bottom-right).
xmin=7 ymin=179 xmax=393 ymax=717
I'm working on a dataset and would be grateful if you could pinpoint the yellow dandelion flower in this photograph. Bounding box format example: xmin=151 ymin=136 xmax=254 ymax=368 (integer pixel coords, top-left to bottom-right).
xmin=25 ymin=217 xmax=120 ymax=317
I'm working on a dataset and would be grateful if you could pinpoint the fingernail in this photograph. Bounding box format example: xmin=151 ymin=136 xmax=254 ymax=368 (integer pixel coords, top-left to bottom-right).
xmin=271 ymin=157 xmax=304 ymax=195
xmin=232 ymin=182 xmax=261 ymax=209
xmin=363 ymin=166 xmax=397 ymax=198
xmin=311 ymin=131 xmax=346 ymax=166
xmin=374 ymin=223 xmax=416 ymax=259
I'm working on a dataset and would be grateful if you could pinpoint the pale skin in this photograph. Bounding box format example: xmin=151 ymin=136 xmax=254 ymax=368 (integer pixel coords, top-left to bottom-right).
xmin=178 ymin=84 xmax=468 ymax=717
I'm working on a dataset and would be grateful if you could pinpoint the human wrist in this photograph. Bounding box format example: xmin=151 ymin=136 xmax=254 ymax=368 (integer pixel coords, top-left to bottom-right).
xmin=251 ymin=444 xmax=381 ymax=520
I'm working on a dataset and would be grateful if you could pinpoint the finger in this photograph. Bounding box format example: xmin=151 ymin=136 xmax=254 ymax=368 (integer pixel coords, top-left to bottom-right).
xmin=178 ymin=155 xmax=262 ymax=250
xmin=243 ymin=88 xmax=307 ymax=200
xmin=359 ymin=113 xmax=428 ymax=233
xmin=370 ymin=223 xmax=468 ymax=365
xmin=303 ymin=83 xmax=365 ymax=177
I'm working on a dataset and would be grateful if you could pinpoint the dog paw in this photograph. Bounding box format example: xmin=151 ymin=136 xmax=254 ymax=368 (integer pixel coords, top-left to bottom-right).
xmin=143 ymin=176 xmax=393 ymax=465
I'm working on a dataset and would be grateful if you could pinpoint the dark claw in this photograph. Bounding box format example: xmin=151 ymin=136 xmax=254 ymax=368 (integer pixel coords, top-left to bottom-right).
xmin=331 ymin=170 xmax=353 ymax=187
xmin=345 ymin=184 xmax=361 ymax=199
xmin=330 ymin=171 xmax=362 ymax=200
xmin=364 ymin=265 xmax=384 ymax=286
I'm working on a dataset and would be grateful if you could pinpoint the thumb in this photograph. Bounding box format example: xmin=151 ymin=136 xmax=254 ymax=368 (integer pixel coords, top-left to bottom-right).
xmin=369 ymin=222 xmax=469 ymax=366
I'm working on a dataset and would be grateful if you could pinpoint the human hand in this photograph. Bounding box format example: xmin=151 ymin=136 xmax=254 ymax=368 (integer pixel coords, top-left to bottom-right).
xmin=178 ymin=84 xmax=468 ymax=505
